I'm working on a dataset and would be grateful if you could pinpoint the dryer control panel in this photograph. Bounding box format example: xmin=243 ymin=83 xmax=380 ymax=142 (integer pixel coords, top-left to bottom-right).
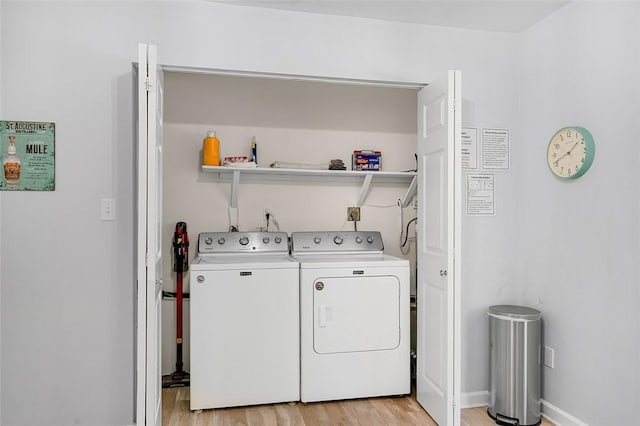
xmin=198 ymin=231 xmax=289 ymax=254
xmin=291 ymin=231 xmax=384 ymax=253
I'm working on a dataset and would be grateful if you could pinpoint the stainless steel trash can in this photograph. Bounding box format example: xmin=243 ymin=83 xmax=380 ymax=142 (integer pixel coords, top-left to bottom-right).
xmin=488 ymin=305 xmax=542 ymax=426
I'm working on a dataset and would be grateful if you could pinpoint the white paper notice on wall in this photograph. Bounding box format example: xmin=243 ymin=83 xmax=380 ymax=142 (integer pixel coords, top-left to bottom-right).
xmin=482 ymin=128 xmax=510 ymax=170
xmin=461 ymin=127 xmax=478 ymax=169
xmin=466 ymin=173 xmax=495 ymax=216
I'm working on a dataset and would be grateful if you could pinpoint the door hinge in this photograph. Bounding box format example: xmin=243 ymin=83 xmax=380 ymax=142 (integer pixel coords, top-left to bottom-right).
xmin=145 ymin=77 xmax=152 ymax=92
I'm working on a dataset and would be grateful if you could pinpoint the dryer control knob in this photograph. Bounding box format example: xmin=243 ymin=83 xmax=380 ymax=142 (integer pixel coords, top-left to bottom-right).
xmin=262 ymin=237 xmax=270 ymax=244
xmin=333 ymin=236 xmax=343 ymax=245
xmin=239 ymin=236 xmax=249 ymax=245
xmin=204 ymin=237 xmax=213 ymax=245
xmin=355 ymin=236 xmax=363 ymax=244
xmin=217 ymin=237 xmax=226 ymax=245
xmin=367 ymin=235 xmax=375 ymax=244
xmin=274 ymin=236 xmax=283 ymax=244
xmin=313 ymin=237 xmax=322 ymax=244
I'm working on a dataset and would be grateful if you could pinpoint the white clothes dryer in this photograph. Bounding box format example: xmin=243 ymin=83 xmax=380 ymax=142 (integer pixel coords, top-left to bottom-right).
xmin=189 ymin=232 xmax=299 ymax=410
xmin=291 ymin=231 xmax=410 ymax=403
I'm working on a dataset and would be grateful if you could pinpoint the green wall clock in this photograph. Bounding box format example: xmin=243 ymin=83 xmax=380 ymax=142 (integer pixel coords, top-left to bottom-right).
xmin=547 ymin=126 xmax=595 ymax=179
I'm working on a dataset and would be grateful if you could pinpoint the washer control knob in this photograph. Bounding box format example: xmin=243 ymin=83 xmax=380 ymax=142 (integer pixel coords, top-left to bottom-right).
xmin=262 ymin=237 xmax=270 ymax=244
xmin=274 ymin=236 xmax=283 ymax=244
xmin=239 ymin=236 xmax=249 ymax=246
xmin=367 ymin=235 xmax=375 ymax=244
xmin=355 ymin=236 xmax=363 ymax=244
xmin=313 ymin=237 xmax=322 ymax=244
xmin=204 ymin=237 xmax=213 ymax=245
xmin=333 ymin=236 xmax=343 ymax=245
xmin=217 ymin=237 xmax=225 ymax=245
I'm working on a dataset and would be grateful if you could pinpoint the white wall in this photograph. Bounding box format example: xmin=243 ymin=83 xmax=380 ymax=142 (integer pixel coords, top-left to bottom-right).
xmin=0 ymin=2 xmax=149 ymax=425
xmin=1 ymin=1 xmax=519 ymax=424
xmin=517 ymin=2 xmax=640 ymax=424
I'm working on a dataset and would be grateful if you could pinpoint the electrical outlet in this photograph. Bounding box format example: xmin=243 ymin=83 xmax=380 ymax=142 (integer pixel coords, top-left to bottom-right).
xmin=544 ymin=346 xmax=555 ymax=368
xmin=411 ymin=196 xmax=418 ymax=210
xmin=101 ymin=198 xmax=116 ymax=221
xmin=347 ymin=207 xmax=361 ymax=221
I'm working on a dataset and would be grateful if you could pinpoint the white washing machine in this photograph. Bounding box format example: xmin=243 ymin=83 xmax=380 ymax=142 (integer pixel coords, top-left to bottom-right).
xmin=291 ymin=231 xmax=410 ymax=403
xmin=189 ymin=231 xmax=299 ymax=410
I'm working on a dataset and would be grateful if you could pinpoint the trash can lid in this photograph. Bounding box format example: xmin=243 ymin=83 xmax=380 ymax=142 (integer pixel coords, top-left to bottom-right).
xmin=488 ymin=305 xmax=541 ymax=320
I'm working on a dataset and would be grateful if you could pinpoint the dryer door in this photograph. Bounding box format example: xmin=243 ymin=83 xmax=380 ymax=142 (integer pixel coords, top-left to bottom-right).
xmin=313 ymin=275 xmax=400 ymax=354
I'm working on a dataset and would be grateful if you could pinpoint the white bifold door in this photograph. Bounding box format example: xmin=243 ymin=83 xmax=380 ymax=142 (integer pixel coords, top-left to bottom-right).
xmin=416 ymin=70 xmax=462 ymax=426
xmin=136 ymin=43 xmax=164 ymax=426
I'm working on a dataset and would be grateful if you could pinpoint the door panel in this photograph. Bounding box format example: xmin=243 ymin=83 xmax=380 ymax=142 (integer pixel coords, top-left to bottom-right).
xmin=136 ymin=43 xmax=163 ymax=426
xmin=313 ymin=276 xmax=400 ymax=354
xmin=147 ymin=43 xmax=163 ymax=426
xmin=135 ymin=44 xmax=146 ymax=426
xmin=424 ymin=148 xmax=446 ymax=251
xmin=424 ymin=283 xmax=444 ymax=396
xmin=416 ymin=71 xmax=461 ymax=426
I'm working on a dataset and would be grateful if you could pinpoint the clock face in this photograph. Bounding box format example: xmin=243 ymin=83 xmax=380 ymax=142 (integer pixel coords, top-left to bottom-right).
xmin=547 ymin=127 xmax=595 ymax=179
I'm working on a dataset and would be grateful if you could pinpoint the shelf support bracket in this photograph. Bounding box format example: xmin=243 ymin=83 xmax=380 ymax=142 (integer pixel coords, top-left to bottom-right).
xmin=230 ymin=169 xmax=240 ymax=208
xmin=356 ymin=174 xmax=374 ymax=207
xmin=400 ymin=175 xmax=417 ymax=208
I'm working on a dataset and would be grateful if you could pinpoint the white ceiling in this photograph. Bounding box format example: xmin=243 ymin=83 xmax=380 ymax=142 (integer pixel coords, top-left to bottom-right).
xmin=212 ymin=0 xmax=571 ymax=33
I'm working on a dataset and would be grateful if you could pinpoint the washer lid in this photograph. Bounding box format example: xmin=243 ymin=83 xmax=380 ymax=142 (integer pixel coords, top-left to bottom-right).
xmin=488 ymin=305 xmax=541 ymax=320
xmin=191 ymin=254 xmax=299 ymax=270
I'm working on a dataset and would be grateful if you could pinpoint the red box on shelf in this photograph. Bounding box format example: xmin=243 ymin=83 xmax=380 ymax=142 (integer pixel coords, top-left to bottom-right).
xmin=352 ymin=150 xmax=382 ymax=171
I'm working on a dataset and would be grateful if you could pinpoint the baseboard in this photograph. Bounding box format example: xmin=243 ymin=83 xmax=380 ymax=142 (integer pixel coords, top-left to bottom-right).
xmin=460 ymin=390 xmax=489 ymax=408
xmin=541 ymin=399 xmax=588 ymax=426
xmin=460 ymin=392 xmax=588 ymax=426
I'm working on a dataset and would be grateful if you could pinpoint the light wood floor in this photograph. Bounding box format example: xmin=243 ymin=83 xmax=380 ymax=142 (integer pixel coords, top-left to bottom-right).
xmin=163 ymin=387 xmax=554 ymax=425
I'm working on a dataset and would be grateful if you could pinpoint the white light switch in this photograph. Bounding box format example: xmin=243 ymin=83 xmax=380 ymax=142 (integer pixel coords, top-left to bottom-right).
xmin=101 ymin=198 xmax=116 ymax=221
xmin=544 ymin=346 xmax=555 ymax=368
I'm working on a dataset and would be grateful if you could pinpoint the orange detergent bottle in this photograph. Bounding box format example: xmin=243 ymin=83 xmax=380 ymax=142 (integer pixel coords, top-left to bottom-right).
xmin=202 ymin=130 xmax=221 ymax=166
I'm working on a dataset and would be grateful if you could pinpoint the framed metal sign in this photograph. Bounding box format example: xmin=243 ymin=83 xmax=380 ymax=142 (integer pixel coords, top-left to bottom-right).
xmin=1 ymin=121 xmax=55 ymax=191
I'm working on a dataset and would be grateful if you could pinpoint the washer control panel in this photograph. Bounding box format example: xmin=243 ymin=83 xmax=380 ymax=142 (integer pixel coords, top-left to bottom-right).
xmin=291 ymin=231 xmax=384 ymax=253
xmin=198 ymin=232 xmax=288 ymax=254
